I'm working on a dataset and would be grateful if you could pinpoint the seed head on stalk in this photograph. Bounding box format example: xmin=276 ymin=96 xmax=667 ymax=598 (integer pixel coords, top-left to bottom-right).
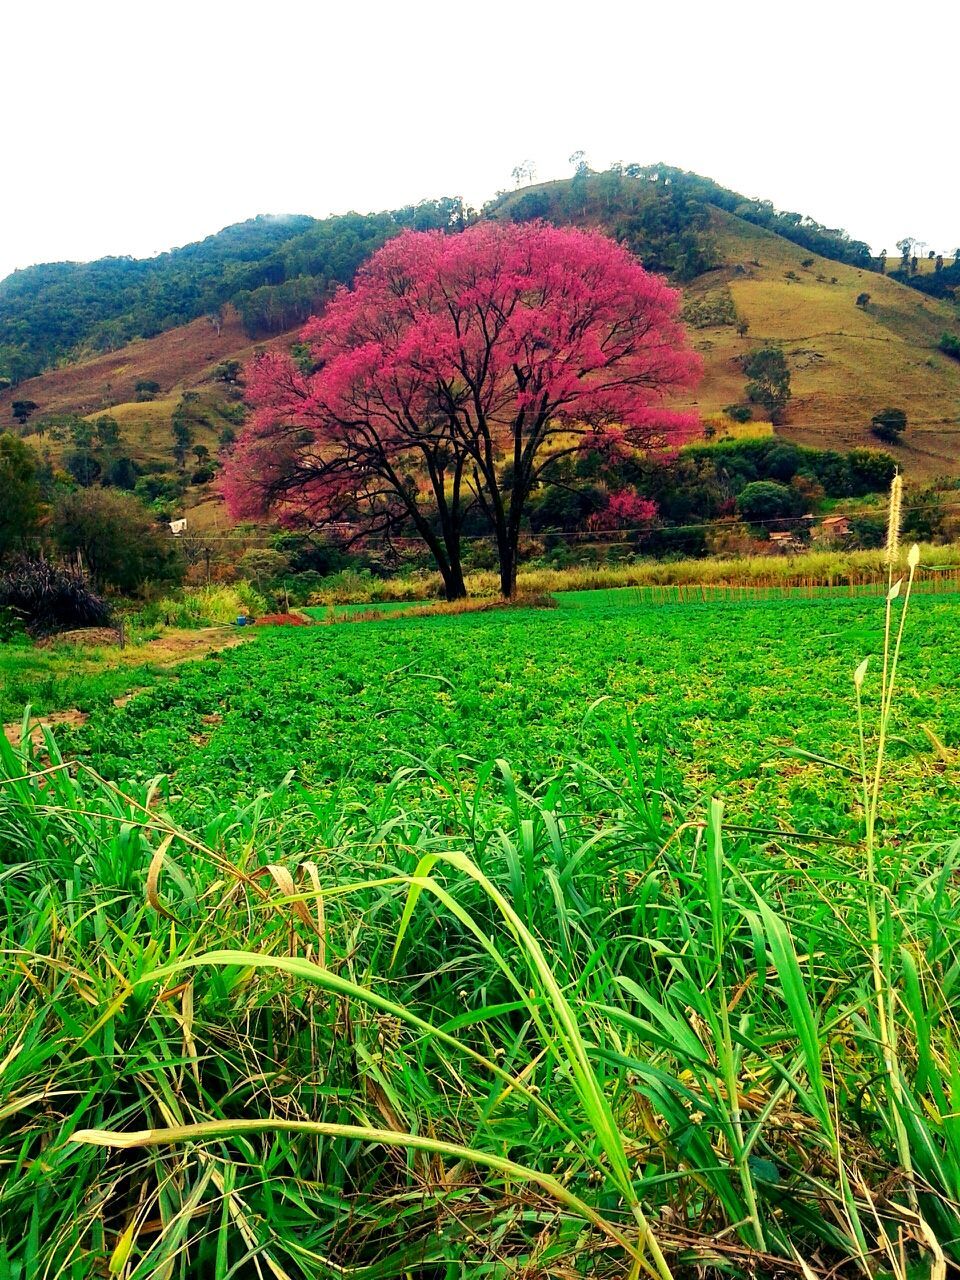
xmin=883 ymin=472 xmax=903 ymax=566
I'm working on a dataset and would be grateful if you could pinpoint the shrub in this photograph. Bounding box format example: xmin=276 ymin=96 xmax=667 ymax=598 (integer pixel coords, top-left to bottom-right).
xmin=0 ymin=558 xmax=112 ymax=635
xmin=903 ymin=488 xmax=948 ymax=541
xmin=238 ymin=548 xmax=292 ymax=583
xmin=870 ymin=407 xmax=907 ymax=444
xmin=11 ymin=400 xmax=38 ymax=427
xmin=939 ymin=333 xmax=960 ymax=361
xmin=847 ymin=515 xmax=886 ymax=549
xmin=52 ymin=489 xmax=182 ymax=593
xmin=723 ymin=404 xmax=752 ymax=423
xmin=735 ymin=480 xmax=802 ymax=524
xmin=847 ymin=448 xmax=897 ymax=495
xmin=135 ymin=472 xmax=184 ymax=504
xmin=765 ymin=443 xmax=803 ymax=481
xmin=64 ymin=450 xmax=102 ymax=487
xmin=102 ymin=455 xmax=140 ymax=489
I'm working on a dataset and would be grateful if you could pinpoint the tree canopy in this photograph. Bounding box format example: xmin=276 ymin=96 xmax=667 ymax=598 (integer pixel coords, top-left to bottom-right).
xmin=223 ymin=223 xmax=700 ymax=597
xmin=0 ymin=433 xmax=41 ymax=560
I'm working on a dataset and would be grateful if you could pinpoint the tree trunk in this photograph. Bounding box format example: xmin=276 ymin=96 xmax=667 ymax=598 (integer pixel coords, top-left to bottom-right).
xmin=498 ymin=543 xmax=517 ymax=598
xmin=443 ymin=560 xmax=468 ymax=601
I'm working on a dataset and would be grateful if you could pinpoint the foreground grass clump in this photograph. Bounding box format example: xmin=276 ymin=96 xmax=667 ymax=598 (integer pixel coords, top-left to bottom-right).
xmin=3 ymin=537 xmax=960 ymax=1275
xmin=2 ymin=703 xmax=960 ymax=1276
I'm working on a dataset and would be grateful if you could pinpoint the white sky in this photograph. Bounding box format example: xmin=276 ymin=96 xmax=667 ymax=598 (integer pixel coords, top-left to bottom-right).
xmin=2 ymin=0 xmax=957 ymax=282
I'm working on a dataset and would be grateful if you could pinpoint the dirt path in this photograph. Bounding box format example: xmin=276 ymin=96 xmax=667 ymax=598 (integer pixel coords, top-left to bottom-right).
xmin=127 ymin=626 xmax=249 ymax=667
xmin=3 ymin=626 xmax=251 ymax=747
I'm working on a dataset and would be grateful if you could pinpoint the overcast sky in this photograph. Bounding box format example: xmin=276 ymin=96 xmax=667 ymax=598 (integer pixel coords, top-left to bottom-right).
xmin=2 ymin=0 xmax=956 ymax=282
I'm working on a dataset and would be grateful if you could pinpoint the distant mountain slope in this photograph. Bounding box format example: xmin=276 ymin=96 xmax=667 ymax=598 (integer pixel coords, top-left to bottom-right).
xmin=0 ymin=201 xmax=469 ymax=380
xmin=0 ymin=304 xmax=293 ymax=421
xmin=3 ymin=167 xmax=959 ymax=478
xmin=490 ymin=172 xmax=960 ymax=476
xmin=680 ymin=211 xmax=960 ymax=475
xmin=0 ymin=216 xmax=314 ymax=380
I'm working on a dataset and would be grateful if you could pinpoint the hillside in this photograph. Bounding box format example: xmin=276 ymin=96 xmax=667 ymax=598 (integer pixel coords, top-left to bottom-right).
xmin=489 ymin=171 xmax=960 ymax=476
xmin=680 ymin=210 xmax=960 ymax=474
xmin=3 ymin=167 xmax=959 ymax=480
xmin=0 ymin=202 xmax=469 ymax=381
xmin=0 ymin=305 xmax=294 ymax=422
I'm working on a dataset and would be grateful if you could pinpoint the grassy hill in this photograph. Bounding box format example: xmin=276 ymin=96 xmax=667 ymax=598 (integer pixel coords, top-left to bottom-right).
xmin=681 ymin=210 xmax=960 ymax=475
xmin=4 ymin=168 xmax=959 ymax=479
xmin=488 ymin=173 xmax=960 ymax=477
xmin=0 ymin=305 xmax=279 ymax=422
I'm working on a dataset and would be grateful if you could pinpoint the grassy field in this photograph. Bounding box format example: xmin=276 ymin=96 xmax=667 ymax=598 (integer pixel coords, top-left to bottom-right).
xmin=305 ymin=542 xmax=960 ymax=604
xmin=3 ymin=562 xmax=960 ymax=1276
xmin=0 ymin=626 xmax=249 ymax=724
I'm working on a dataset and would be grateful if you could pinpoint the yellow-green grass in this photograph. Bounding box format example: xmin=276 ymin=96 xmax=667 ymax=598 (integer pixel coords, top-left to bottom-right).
xmin=700 ymin=414 xmax=774 ymax=441
xmin=674 ymin=211 xmax=960 ymax=477
xmin=304 ymin=541 xmax=960 ymax=604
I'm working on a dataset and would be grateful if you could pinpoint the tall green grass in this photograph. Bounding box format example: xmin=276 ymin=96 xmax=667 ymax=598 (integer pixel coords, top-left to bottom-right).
xmin=2 ymin=592 xmax=959 ymax=1275
xmin=135 ymin=582 xmax=267 ymax=628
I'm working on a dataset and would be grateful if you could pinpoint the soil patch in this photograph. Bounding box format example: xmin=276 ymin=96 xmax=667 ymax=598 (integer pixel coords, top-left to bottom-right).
xmin=4 ymin=708 xmax=88 ymax=748
xmin=3 ymin=628 xmax=251 ymax=747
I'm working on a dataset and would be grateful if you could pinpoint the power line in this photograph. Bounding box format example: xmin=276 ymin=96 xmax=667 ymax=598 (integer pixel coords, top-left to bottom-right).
xmin=166 ymin=497 xmax=960 ymax=546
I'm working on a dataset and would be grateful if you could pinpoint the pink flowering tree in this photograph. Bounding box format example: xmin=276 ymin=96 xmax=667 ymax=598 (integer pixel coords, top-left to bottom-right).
xmin=222 ymin=347 xmax=476 ymax=599
xmin=222 ymin=221 xmax=701 ymax=598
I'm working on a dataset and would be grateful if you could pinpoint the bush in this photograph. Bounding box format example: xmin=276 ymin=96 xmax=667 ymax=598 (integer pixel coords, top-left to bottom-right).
xmin=0 ymin=558 xmax=112 ymax=635
xmin=64 ymin=450 xmax=102 ymax=487
xmin=847 ymin=448 xmax=897 ymax=495
xmin=52 ymin=489 xmax=182 ymax=593
xmin=238 ymin=548 xmax=292 ymax=583
xmin=870 ymin=407 xmax=907 ymax=444
xmin=938 ymin=333 xmax=960 ymax=361
xmin=723 ymin=404 xmax=753 ymax=422
xmin=735 ymin=480 xmax=802 ymax=524
xmin=847 ymin=515 xmax=886 ymax=549
xmin=903 ymin=488 xmax=948 ymax=542
xmin=102 ymin=455 xmax=140 ymax=489
xmin=135 ymin=473 xmax=184 ymax=504
xmin=765 ymin=443 xmax=803 ymax=482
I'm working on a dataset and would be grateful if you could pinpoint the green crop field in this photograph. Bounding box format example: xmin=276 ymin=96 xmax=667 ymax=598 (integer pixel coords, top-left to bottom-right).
xmin=55 ymin=590 xmax=960 ymax=835
xmin=3 ymin=582 xmax=960 ymax=1278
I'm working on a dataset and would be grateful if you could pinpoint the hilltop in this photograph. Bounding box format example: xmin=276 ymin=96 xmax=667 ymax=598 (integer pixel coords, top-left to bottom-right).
xmin=2 ymin=167 xmax=959 ymax=479
xmin=487 ymin=170 xmax=960 ymax=476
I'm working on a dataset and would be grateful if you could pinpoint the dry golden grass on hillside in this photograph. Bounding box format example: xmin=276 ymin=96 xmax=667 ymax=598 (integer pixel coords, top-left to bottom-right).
xmin=673 ymin=212 xmax=960 ymax=477
xmin=0 ymin=305 xmax=299 ymax=423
